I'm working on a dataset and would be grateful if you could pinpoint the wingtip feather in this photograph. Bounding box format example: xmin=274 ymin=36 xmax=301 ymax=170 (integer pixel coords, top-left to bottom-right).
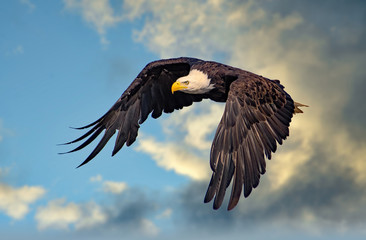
xmin=227 ymin=200 xmax=238 ymax=211
xmin=76 ymin=161 xmax=87 ymax=168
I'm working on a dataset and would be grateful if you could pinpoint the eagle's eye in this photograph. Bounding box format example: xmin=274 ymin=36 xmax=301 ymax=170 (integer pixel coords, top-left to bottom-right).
xmin=182 ymin=80 xmax=189 ymax=85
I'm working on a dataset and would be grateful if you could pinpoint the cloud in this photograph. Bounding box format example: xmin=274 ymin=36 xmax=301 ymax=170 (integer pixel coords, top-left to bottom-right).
xmin=63 ymin=0 xmax=124 ymax=45
xmin=89 ymin=174 xmax=128 ymax=194
xmin=126 ymin=0 xmax=231 ymax=58
xmin=34 ymin=185 xmax=162 ymax=238
xmin=173 ymin=138 xmax=366 ymax=235
xmin=136 ymin=101 xmax=224 ymax=181
xmin=136 ymin=136 xmax=210 ymax=181
xmin=163 ymin=102 xmax=224 ymax=151
xmin=0 ymin=182 xmax=45 ymax=220
xmin=89 ymin=174 xmax=102 ymax=182
xmin=124 ymin=0 xmax=302 ymax=61
xmin=35 ymin=199 xmax=107 ymax=230
xmin=35 ymin=178 xmax=153 ymax=233
xmin=102 ymin=181 xmax=128 ymax=194
xmin=97 ymin=189 xmax=163 ymax=238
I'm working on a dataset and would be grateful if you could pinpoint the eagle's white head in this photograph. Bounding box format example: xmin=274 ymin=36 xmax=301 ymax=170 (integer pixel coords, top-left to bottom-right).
xmin=171 ymin=69 xmax=215 ymax=94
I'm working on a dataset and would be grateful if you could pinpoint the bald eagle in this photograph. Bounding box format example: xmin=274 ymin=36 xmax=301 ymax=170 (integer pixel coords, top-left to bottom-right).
xmin=63 ymin=57 xmax=307 ymax=210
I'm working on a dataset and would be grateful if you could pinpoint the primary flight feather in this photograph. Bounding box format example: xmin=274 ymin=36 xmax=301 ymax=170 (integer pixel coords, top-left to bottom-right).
xmin=62 ymin=57 xmax=307 ymax=210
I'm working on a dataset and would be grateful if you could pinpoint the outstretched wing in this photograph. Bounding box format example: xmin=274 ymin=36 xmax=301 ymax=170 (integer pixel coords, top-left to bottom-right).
xmin=204 ymin=74 xmax=295 ymax=210
xmin=62 ymin=57 xmax=206 ymax=167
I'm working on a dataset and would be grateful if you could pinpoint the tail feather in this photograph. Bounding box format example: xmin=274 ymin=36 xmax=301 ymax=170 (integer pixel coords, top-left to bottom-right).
xmin=294 ymin=102 xmax=308 ymax=114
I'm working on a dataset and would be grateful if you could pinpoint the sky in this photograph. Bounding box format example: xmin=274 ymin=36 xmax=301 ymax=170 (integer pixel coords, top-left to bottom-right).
xmin=1 ymin=0 xmax=366 ymax=239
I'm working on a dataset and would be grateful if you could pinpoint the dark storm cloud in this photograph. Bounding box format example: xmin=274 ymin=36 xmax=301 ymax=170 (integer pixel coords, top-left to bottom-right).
xmin=289 ymin=1 xmax=366 ymax=142
xmin=343 ymin=77 xmax=366 ymax=141
xmin=174 ymin=142 xmax=366 ymax=230
xmin=266 ymin=0 xmax=366 ymax=28
xmin=105 ymin=190 xmax=158 ymax=231
xmin=103 ymin=190 xmax=156 ymax=226
xmin=261 ymin=0 xmax=366 ymax=137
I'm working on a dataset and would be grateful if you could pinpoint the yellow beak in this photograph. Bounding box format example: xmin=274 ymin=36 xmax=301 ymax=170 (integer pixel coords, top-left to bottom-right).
xmin=171 ymin=81 xmax=187 ymax=94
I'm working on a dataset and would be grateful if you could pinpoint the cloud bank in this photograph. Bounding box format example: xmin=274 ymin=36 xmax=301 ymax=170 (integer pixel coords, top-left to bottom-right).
xmin=55 ymin=0 xmax=366 ymax=238
xmin=127 ymin=0 xmax=366 ymax=236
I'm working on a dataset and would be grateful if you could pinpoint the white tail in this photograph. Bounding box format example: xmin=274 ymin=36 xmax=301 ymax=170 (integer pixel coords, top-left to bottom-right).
xmin=294 ymin=102 xmax=308 ymax=114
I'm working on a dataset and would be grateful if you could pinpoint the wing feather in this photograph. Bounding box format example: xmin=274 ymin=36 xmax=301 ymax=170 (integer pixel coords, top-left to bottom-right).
xmin=227 ymin=150 xmax=243 ymax=210
xmin=77 ymin=128 xmax=116 ymax=168
xmin=63 ymin=57 xmax=206 ymax=166
xmin=139 ymin=84 xmax=153 ymax=124
xmin=63 ymin=127 xmax=105 ymax=154
xmin=205 ymin=76 xmax=294 ymax=210
xmin=112 ymin=110 xmax=128 ymax=156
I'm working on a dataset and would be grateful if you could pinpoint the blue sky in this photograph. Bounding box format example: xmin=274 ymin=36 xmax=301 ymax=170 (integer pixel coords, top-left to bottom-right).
xmin=1 ymin=0 xmax=366 ymax=239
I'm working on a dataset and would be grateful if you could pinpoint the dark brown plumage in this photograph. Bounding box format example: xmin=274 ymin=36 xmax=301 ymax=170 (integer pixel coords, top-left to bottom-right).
xmin=62 ymin=57 xmax=306 ymax=210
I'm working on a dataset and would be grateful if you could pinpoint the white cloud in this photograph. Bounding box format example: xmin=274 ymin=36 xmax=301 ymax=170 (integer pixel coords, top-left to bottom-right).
xmin=34 ymin=192 xmax=162 ymax=237
xmin=122 ymin=0 xmax=149 ymax=21
xmin=123 ymin=0 xmax=304 ymax=61
xmin=35 ymin=199 xmax=107 ymax=230
xmin=0 ymin=183 xmax=45 ymax=220
xmin=137 ymin=136 xmax=210 ymax=181
xmin=164 ymin=102 xmax=224 ymax=151
xmin=63 ymin=0 xmax=124 ymax=45
xmin=74 ymin=202 xmax=107 ymax=230
xmin=36 ymin=199 xmax=81 ymax=230
xmin=128 ymin=0 xmax=228 ymax=58
xmin=89 ymin=174 xmax=102 ymax=182
xmin=89 ymin=174 xmax=128 ymax=194
xmin=136 ymin=101 xmax=223 ymax=181
xmin=102 ymin=181 xmax=128 ymax=194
